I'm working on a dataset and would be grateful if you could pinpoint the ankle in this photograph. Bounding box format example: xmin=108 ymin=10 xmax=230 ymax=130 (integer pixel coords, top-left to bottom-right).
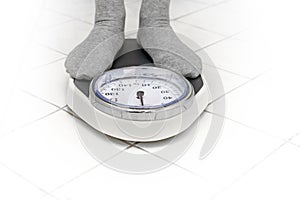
xmin=139 ymin=17 xmax=170 ymax=28
xmin=95 ymin=17 xmax=125 ymax=32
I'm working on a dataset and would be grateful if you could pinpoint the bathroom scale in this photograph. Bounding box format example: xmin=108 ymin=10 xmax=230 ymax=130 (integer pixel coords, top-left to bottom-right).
xmin=66 ymin=39 xmax=210 ymax=142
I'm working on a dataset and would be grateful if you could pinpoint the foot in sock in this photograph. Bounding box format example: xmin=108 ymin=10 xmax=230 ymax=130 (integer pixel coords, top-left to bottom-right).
xmin=137 ymin=0 xmax=202 ymax=78
xmin=65 ymin=0 xmax=125 ymax=80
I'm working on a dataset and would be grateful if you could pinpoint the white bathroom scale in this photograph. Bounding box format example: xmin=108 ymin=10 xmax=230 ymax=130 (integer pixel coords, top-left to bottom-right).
xmin=66 ymin=39 xmax=210 ymax=142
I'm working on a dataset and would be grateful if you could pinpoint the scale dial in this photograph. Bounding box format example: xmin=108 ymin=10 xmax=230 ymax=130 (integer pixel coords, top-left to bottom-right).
xmin=90 ymin=66 xmax=194 ymax=121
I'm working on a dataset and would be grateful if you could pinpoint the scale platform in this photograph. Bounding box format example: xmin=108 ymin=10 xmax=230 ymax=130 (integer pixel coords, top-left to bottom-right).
xmin=66 ymin=39 xmax=210 ymax=142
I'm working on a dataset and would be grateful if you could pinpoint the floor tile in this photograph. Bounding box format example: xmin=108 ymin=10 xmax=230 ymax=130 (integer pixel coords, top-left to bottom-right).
xmin=170 ymin=0 xmax=208 ymax=19
xmin=38 ymin=195 xmax=60 ymax=200
xmin=207 ymin=68 xmax=300 ymax=140
xmin=291 ymin=134 xmax=300 ymax=147
xmin=124 ymin=0 xmax=141 ymax=33
xmin=69 ymin=111 xmax=136 ymax=164
xmin=0 ymin=90 xmax=58 ymax=137
xmin=45 ymin=0 xmax=94 ymax=24
xmin=197 ymin=37 xmax=271 ymax=78
xmin=214 ymin=143 xmax=300 ymax=200
xmin=171 ymin=21 xmax=225 ymax=50
xmin=135 ymin=112 xmax=213 ymax=166
xmin=232 ymin=29 xmax=257 ymax=42
xmin=35 ymin=10 xmax=72 ymax=30
xmin=125 ymin=0 xmax=140 ymax=4
xmin=192 ymin=0 xmax=229 ymax=5
xmin=20 ymin=59 xmax=69 ymax=107
xmin=202 ymin=64 xmax=249 ymax=101
xmin=178 ymin=2 xmax=248 ymax=36
xmin=224 ymin=0 xmax=260 ymax=21
xmin=36 ymin=20 xmax=93 ymax=54
xmin=136 ymin=112 xmax=282 ymax=186
xmin=53 ymin=153 xmax=220 ymax=200
xmin=175 ymin=115 xmax=282 ymax=186
xmin=0 ymin=111 xmax=99 ymax=192
xmin=0 ymin=164 xmax=46 ymax=200
xmin=125 ymin=20 xmax=224 ymax=52
xmin=21 ymin=43 xmax=65 ymax=72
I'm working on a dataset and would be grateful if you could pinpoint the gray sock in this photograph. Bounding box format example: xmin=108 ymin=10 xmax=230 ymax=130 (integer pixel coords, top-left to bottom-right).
xmin=137 ymin=0 xmax=202 ymax=78
xmin=65 ymin=0 xmax=125 ymax=80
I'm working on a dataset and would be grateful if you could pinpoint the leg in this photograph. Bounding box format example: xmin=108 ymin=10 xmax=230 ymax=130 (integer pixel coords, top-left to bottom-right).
xmin=65 ymin=0 xmax=125 ymax=80
xmin=137 ymin=0 xmax=202 ymax=78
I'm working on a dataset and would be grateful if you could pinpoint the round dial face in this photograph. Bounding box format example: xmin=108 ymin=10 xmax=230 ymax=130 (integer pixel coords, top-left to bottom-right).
xmin=95 ymin=77 xmax=184 ymax=109
xmin=91 ymin=66 xmax=194 ymax=120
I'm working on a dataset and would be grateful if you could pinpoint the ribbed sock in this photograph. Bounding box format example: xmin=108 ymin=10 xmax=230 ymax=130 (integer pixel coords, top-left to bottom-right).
xmin=137 ymin=0 xmax=202 ymax=78
xmin=65 ymin=0 xmax=125 ymax=80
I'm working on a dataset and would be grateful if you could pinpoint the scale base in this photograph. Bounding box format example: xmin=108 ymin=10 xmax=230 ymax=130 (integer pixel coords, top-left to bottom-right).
xmin=66 ymin=39 xmax=211 ymax=142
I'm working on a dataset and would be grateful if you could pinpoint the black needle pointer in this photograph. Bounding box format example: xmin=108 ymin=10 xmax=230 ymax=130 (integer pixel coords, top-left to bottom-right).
xmin=136 ymin=91 xmax=145 ymax=106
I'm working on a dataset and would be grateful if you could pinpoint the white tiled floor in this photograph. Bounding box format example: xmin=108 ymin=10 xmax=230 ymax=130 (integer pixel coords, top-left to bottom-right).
xmin=207 ymin=68 xmax=300 ymax=140
xmin=0 ymin=164 xmax=46 ymax=200
xmin=21 ymin=43 xmax=65 ymax=72
xmin=20 ymin=59 xmax=70 ymax=107
xmin=1 ymin=0 xmax=300 ymax=199
xmin=0 ymin=111 xmax=99 ymax=191
xmin=197 ymin=37 xmax=270 ymax=78
xmin=36 ymin=20 xmax=93 ymax=54
xmin=52 ymin=163 xmax=219 ymax=200
xmin=291 ymin=133 xmax=300 ymax=146
xmin=178 ymin=2 xmax=247 ymax=36
xmin=0 ymin=90 xmax=59 ymax=137
xmin=214 ymin=144 xmax=300 ymax=200
xmin=35 ymin=10 xmax=73 ymax=30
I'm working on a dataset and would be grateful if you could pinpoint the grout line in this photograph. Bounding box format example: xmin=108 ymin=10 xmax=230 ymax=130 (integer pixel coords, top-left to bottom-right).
xmin=211 ymin=140 xmax=289 ymax=200
xmin=205 ymin=110 xmax=288 ymax=144
xmin=38 ymin=43 xmax=68 ymax=56
xmin=30 ymin=57 xmax=66 ymax=71
xmin=0 ymin=107 xmax=64 ymax=140
xmin=204 ymin=110 xmax=289 ymax=147
xmin=0 ymin=91 xmax=67 ymax=138
xmin=47 ymin=8 xmax=94 ymax=25
xmin=8 ymin=108 xmax=63 ymax=136
xmin=174 ymin=20 xmax=227 ymax=37
xmin=286 ymin=132 xmax=300 ymax=148
xmin=100 ymin=144 xmax=137 ymax=163
xmin=207 ymin=78 xmax=252 ymax=106
xmin=238 ymin=138 xmax=293 ymax=177
xmin=287 ymin=142 xmax=300 ymax=148
xmin=37 ymin=18 xmax=76 ymax=32
xmin=38 ymin=194 xmax=61 ymax=200
xmin=61 ymin=105 xmax=68 ymax=109
xmin=20 ymin=90 xmax=63 ymax=110
xmin=195 ymin=29 xmax=246 ymax=51
xmin=121 ymin=141 xmax=139 ymax=146
xmin=0 ymin=161 xmax=53 ymax=198
xmin=131 ymin=144 xmax=199 ymax=176
xmin=203 ymin=63 xmax=251 ymax=79
xmin=172 ymin=5 xmax=212 ymax=21
xmin=173 ymin=0 xmax=231 ymax=21
xmin=61 ymin=106 xmax=82 ymax=120
xmin=47 ymin=164 xmax=100 ymax=194
xmin=49 ymin=144 xmax=136 ymax=194
xmin=207 ymin=68 xmax=269 ymax=106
